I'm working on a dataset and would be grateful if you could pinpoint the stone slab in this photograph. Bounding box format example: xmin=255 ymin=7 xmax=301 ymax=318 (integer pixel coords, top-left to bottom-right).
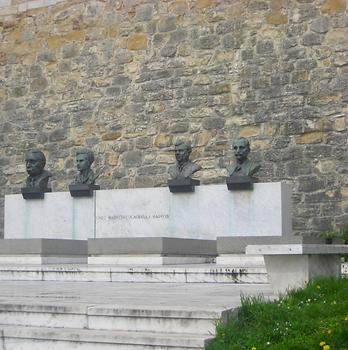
xmin=96 ymin=182 xmax=292 ymax=239
xmin=0 ymin=264 xmax=268 ymax=284
xmin=88 ymin=237 xmax=217 ymax=256
xmin=0 ymin=325 xmax=212 ymax=350
xmin=5 ymin=192 xmax=96 ymax=240
xmin=88 ymin=256 xmax=215 ymax=265
xmin=0 ymin=239 xmax=87 ymax=255
xmin=5 ymin=182 xmax=291 ymax=240
xmin=245 ymin=244 xmax=348 ymax=255
xmin=0 ymin=256 xmax=87 ymax=264
xmin=0 ymin=277 xmax=277 ymax=348
xmin=264 ymin=255 xmax=341 ymax=294
xmin=216 ymin=254 xmax=265 ymax=266
xmin=245 ymin=244 xmax=348 ymax=294
xmin=218 ymin=236 xmax=325 ymax=254
xmin=0 ymin=239 xmax=87 ymax=264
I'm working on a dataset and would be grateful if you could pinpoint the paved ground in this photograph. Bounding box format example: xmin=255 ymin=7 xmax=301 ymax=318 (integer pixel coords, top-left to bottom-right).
xmin=0 ymin=281 xmax=275 ymax=312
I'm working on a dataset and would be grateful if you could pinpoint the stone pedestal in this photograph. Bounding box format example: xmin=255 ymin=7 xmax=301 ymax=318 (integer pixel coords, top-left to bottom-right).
xmin=5 ymin=192 xmax=96 ymax=240
xmin=5 ymin=182 xmax=291 ymax=241
xmin=69 ymin=184 xmax=100 ymax=197
xmin=167 ymin=178 xmax=200 ymax=193
xmin=96 ymin=182 xmax=292 ymax=240
xmin=226 ymin=176 xmax=254 ymax=191
xmin=21 ymin=187 xmax=52 ymax=199
xmin=88 ymin=237 xmax=216 ymax=265
xmin=0 ymin=239 xmax=87 ymax=264
xmin=216 ymin=236 xmax=323 ymax=264
xmin=245 ymin=244 xmax=348 ymax=294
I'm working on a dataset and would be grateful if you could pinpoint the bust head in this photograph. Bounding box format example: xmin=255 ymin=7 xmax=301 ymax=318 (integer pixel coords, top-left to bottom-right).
xmin=174 ymin=141 xmax=191 ymax=165
xmin=25 ymin=149 xmax=46 ymax=177
xmin=76 ymin=149 xmax=94 ymax=172
xmin=232 ymin=137 xmax=250 ymax=164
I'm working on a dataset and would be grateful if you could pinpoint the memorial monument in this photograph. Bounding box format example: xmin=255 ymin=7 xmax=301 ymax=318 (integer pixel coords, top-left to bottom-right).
xmin=69 ymin=149 xmax=100 ymax=197
xmin=168 ymin=141 xmax=201 ymax=193
xmin=227 ymin=137 xmax=260 ymax=190
xmin=21 ymin=149 xmax=52 ymax=199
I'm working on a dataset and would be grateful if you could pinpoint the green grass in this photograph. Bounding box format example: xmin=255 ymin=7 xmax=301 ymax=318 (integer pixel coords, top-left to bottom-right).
xmin=207 ymin=278 xmax=348 ymax=350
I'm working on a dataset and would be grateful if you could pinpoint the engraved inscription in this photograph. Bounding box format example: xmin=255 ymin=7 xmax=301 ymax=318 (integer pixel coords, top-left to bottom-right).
xmin=97 ymin=214 xmax=169 ymax=221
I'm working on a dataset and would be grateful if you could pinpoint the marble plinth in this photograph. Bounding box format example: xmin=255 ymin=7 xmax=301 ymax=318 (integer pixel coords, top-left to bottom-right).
xmin=0 ymin=239 xmax=87 ymax=264
xmin=96 ymin=182 xmax=292 ymax=239
xmin=5 ymin=192 xmax=96 ymax=239
xmin=5 ymin=182 xmax=291 ymax=240
xmin=88 ymin=237 xmax=217 ymax=265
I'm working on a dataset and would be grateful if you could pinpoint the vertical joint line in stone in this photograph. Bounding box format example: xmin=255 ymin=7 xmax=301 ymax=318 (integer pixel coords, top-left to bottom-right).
xmin=93 ymin=193 xmax=97 ymax=239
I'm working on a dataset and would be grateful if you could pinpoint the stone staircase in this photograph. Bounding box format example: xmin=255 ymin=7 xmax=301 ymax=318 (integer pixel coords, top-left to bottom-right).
xmin=0 ymin=263 xmax=273 ymax=349
xmin=0 ymin=302 xmax=223 ymax=349
xmin=0 ymin=263 xmax=268 ymax=283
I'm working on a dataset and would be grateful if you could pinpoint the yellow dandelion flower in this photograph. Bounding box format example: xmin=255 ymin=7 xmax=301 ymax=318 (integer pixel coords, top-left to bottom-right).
xmin=323 ymin=345 xmax=330 ymax=350
xmin=320 ymin=341 xmax=326 ymax=346
xmin=251 ymin=347 xmax=257 ymax=350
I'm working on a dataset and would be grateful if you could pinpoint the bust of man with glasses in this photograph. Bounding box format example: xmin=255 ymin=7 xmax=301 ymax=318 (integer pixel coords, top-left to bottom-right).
xmin=25 ymin=149 xmax=52 ymax=191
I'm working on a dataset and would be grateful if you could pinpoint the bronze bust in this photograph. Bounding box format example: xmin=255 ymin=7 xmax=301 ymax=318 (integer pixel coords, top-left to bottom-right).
xmin=25 ymin=149 xmax=52 ymax=191
xmin=72 ymin=149 xmax=99 ymax=185
xmin=169 ymin=141 xmax=201 ymax=179
xmin=230 ymin=137 xmax=260 ymax=177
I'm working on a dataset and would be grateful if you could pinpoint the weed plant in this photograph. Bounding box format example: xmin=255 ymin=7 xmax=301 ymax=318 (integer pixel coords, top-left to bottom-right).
xmin=207 ymin=277 xmax=348 ymax=350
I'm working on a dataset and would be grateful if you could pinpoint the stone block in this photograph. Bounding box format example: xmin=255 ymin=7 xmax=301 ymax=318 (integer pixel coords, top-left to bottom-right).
xmin=310 ymin=17 xmax=330 ymax=33
xmin=168 ymin=178 xmax=200 ymax=193
xmin=127 ymin=34 xmax=147 ymax=50
xmin=320 ymin=0 xmax=346 ymax=14
xmin=0 ymin=239 xmax=87 ymax=264
xmin=101 ymin=131 xmax=122 ymax=141
xmin=246 ymin=244 xmax=348 ymax=293
xmin=96 ymin=183 xmax=292 ymax=239
xmin=69 ymin=184 xmax=100 ymax=197
xmin=158 ymin=17 xmax=177 ymax=32
xmin=295 ymin=131 xmax=323 ymax=144
xmin=195 ymin=0 xmax=215 ymax=9
xmin=239 ymin=125 xmax=261 ymax=137
xmin=30 ymin=78 xmax=48 ymax=92
xmin=135 ymin=4 xmax=154 ymax=21
xmin=195 ymin=35 xmax=220 ymax=49
xmin=302 ymin=32 xmax=322 ymax=46
xmin=5 ymin=192 xmax=96 ymax=240
xmin=256 ymin=40 xmax=274 ymax=55
xmin=202 ymin=117 xmax=225 ymax=130
xmin=88 ymin=237 xmax=216 ymax=256
xmin=266 ymin=11 xmax=288 ymax=25
xmin=154 ymin=134 xmax=172 ymax=148
xmin=160 ymin=45 xmax=177 ymax=57
xmin=217 ymin=236 xmax=325 ymax=254
xmin=121 ymin=150 xmax=142 ymax=166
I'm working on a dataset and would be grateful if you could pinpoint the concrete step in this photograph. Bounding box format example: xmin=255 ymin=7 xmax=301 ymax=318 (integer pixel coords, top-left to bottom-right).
xmin=0 ymin=280 xmax=275 ymax=350
xmin=0 ymin=301 xmax=232 ymax=335
xmin=0 ymin=264 xmax=268 ymax=283
xmin=0 ymin=325 xmax=213 ymax=350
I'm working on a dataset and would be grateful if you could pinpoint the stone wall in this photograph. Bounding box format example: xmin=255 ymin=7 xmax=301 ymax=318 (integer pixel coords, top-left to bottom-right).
xmin=0 ymin=0 xmax=347 ymax=238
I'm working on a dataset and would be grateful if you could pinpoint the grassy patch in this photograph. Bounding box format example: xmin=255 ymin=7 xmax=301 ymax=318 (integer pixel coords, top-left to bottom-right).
xmin=207 ymin=278 xmax=348 ymax=350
